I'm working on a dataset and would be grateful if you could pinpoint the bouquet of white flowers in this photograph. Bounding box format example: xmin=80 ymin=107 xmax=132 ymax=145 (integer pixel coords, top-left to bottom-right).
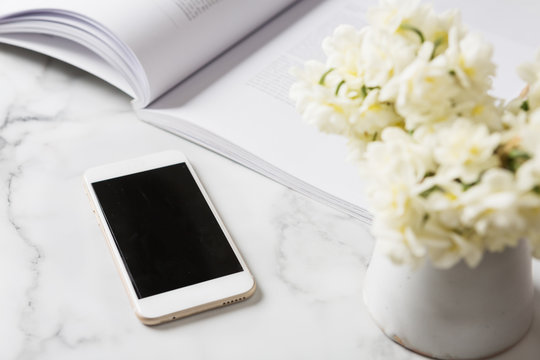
xmin=290 ymin=0 xmax=540 ymax=268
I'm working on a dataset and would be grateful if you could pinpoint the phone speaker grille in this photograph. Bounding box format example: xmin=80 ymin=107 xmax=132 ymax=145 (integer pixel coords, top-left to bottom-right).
xmin=222 ymin=296 xmax=246 ymax=306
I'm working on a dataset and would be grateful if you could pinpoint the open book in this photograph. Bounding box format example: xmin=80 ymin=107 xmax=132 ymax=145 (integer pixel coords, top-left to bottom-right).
xmin=0 ymin=0 xmax=536 ymax=223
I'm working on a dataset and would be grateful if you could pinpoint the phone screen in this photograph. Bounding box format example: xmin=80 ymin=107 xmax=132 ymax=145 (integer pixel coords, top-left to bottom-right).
xmin=91 ymin=163 xmax=243 ymax=299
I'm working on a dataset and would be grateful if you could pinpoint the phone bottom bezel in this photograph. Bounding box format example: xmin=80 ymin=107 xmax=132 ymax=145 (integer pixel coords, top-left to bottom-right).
xmin=134 ymin=271 xmax=256 ymax=325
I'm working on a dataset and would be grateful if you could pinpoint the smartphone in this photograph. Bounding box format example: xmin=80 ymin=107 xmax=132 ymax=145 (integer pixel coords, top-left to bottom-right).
xmin=83 ymin=150 xmax=256 ymax=325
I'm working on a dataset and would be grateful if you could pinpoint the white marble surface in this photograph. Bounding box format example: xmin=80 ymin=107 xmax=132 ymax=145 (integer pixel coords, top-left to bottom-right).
xmin=0 ymin=44 xmax=539 ymax=360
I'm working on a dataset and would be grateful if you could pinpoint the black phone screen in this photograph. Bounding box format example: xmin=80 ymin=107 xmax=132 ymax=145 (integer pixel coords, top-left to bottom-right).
xmin=91 ymin=163 xmax=243 ymax=299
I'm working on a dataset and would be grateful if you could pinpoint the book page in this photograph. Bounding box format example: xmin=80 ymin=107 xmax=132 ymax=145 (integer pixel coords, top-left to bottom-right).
xmin=141 ymin=0 xmax=540 ymax=216
xmin=142 ymin=0 xmax=372 ymax=214
xmin=0 ymin=0 xmax=297 ymax=105
xmin=0 ymin=33 xmax=133 ymax=96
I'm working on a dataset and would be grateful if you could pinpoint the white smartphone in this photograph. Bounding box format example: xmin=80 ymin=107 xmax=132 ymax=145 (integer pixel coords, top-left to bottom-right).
xmin=83 ymin=150 xmax=256 ymax=325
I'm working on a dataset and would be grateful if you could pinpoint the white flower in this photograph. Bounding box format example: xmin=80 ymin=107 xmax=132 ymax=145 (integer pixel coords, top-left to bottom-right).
xmin=322 ymin=25 xmax=365 ymax=85
xmin=358 ymin=28 xmax=417 ymax=88
xmin=384 ymin=43 xmax=462 ymax=129
xmin=441 ymin=27 xmax=502 ymax=129
xmin=362 ymin=127 xmax=434 ymax=266
xmin=371 ymin=175 xmax=485 ymax=269
xmin=290 ymin=61 xmax=355 ymax=136
xmin=516 ymin=156 xmax=540 ymax=193
xmin=368 ymin=0 xmax=428 ymax=34
xmin=371 ymin=213 xmax=427 ymax=268
xmin=453 ymin=92 xmax=503 ymax=131
xmin=348 ymin=89 xmax=402 ymax=138
xmin=426 ymin=228 xmax=483 ymax=268
xmin=517 ymin=51 xmax=540 ymax=110
xmin=368 ymin=0 xmax=451 ymax=45
xmin=445 ymin=29 xmax=495 ymax=92
xmin=500 ymin=102 xmax=528 ymax=143
xmin=460 ymin=169 xmax=525 ymax=251
xmin=415 ymin=179 xmax=484 ymax=268
xmin=363 ymin=127 xmax=434 ymax=188
xmin=291 ymin=0 xmax=540 ymax=268
xmin=433 ymin=118 xmax=501 ymax=183
xmin=420 ymin=179 xmax=463 ymax=228
xmin=369 ymin=0 xmax=463 ymax=57
xmin=518 ymin=109 xmax=540 ymax=154
xmin=291 ymin=24 xmax=409 ymax=149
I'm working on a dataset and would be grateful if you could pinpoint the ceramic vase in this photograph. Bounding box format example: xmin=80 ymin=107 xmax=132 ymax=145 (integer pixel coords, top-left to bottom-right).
xmin=363 ymin=239 xmax=534 ymax=359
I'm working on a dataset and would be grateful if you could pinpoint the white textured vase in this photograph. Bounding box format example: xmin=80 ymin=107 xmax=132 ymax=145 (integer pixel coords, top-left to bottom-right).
xmin=363 ymin=239 xmax=534 ymax=359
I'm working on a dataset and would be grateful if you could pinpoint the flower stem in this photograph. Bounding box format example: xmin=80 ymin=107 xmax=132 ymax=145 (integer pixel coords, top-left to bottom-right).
xmin=335 ymin=80 xmax=345 ymax=95
xmin=431 ymin=37 xmax=444 ymax=59
xmin=399 ymin=23 xmax=425 ymax=43
xmin=319 ymin=68 xmax=335 ymax=85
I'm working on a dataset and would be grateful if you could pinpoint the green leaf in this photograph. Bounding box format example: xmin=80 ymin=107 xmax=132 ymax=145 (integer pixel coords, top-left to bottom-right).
xmin=430 ymin=37 xmax=444 ymax=60
xmin=360 ymin=85 xmax=380 ymax=99
xmin=319 ymin=68 xmax=335 ymax=85
xmin=335 ymin=80 xmax=345 ymax=95
xmin=399 ymin=23 xmax=425 ymax=43
xmin=520 ymin=100 xmax=530 ymax=112
xmin=361 ymin=84 xmax=368 ymax=98
xmin=454 ymin=178 xmax=476 ymax=191
xmin=462 ymin=180 xmax=479 ymax=191
xmin=502 ymin=148 xmax=532 ymax=173
xmin=419 ymin=185 xmax=444 ymax=198
xmin=508 ymin=149 xmax=531 ymax=161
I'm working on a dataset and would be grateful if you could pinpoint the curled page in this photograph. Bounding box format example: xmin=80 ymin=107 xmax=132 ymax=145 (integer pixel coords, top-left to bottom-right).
xmin=0 ymin=0 xmax=297 ymax=106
